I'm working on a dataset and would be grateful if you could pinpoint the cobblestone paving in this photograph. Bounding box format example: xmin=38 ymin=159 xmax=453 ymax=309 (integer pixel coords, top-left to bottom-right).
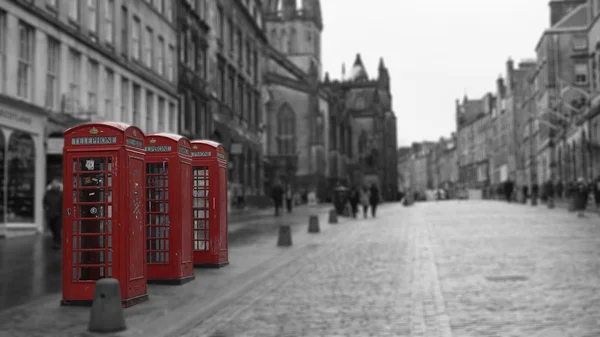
xmin=423 ymin=201 xmax=600 ymax=337
xmin=179 ymin=206 xmax=428 ymax=337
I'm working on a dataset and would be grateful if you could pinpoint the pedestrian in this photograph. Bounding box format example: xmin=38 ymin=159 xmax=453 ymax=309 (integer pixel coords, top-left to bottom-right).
xmin=359 ymin=186 xmax=370 ymax=218
xmin=594 ymin=176 xmax=600 ymax=209
xmin=576 ymin=177 xmax=589 ymax=217
xmin=285 ymin=184 xmax=293 ymax=213
xmin=271 ymin=180 xmax=284 ymax=216
xmin=349 ymin=185 xmax=360 ymax=218
xmin=44 ymin=177 xmax=63 ymax=250
xmin=369 ymin=183 xmax=380 ymax=217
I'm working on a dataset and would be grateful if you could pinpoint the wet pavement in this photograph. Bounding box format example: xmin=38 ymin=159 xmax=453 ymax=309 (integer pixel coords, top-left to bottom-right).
xmin=0 ymin=204 xmax=329 ymax=312
xmin=2 ymin=200 xmax=599 ymax=336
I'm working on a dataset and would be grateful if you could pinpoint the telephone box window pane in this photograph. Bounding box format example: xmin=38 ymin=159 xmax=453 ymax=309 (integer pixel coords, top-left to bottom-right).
xmin=146 ymin=162 xmax=169 ymax=264
xmin=7 ymin=132 xmax=35 ymax=223
xmin=193 ymin=165 xmax=209 ymax=251
xmin=71 ymin=156 xmax=113 ymax=282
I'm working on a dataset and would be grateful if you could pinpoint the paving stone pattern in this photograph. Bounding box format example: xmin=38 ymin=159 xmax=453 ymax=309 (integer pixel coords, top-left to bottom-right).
xmin=424 ymin=201 xmax=600 ymax=337
xmin=179 ymin=206 xmax=424 ymax=337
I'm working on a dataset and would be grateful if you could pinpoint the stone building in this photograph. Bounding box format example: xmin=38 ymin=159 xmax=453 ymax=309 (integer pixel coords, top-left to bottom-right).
xmin=323 ymin=54 xmax=398 ymax=201
xmin=207 ymin=0 xmax=267 ymax=201
xmin=397 ymin=146 xmax=412 ymax=193
xmin=533 ymin=0 xmax=590 ymax=186
xmin=586 ymin=0 xmax=600 ymax=179
xmin=0 ymin=0 xmax=178 ymax=237
xmin=177 ymin=0 xmax=212 ymax=141
xmin=456 ymin=94 xmax=492 ymax=190
xmin=261 ymin=0 xmax=332 ymax=200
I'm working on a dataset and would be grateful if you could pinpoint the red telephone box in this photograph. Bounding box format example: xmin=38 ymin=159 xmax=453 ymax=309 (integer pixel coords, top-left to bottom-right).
xmin=190 ymin=140 xmax=229 ymax=268
xmin=61 ymin=122 xmax=148 ymax=308
xmin=144 ymin=133 xmax=195 ymax=284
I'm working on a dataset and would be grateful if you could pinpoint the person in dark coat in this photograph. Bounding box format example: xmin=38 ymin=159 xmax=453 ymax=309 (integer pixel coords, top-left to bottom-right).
xmin=349 ymin=185 xmax=360 ymax=218
xmin=44 ymin=178 xmax=63 ymax=250
xmin=594 ymin=176 xmax=600 ymax=209
xmin=284 ymin=184 xmax=293 ymax=213
xmin=369 ymin=183 xmax=380 ymax=217
xmin=271 ymin=181 xmax=284 ymax=216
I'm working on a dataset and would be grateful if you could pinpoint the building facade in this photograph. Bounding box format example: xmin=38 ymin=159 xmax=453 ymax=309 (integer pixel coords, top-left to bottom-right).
xmin=0 ymin=0 xmax=178 ymax=237
xmin=533 ymin=0 xmax=590 ymax=187
xmin=586 ymin=0 xmax=600 ymax=179
xmin=323 ymin=54 xmax=398 ymax=201
xmin=177 ymin=0 xmax=212 ymax=141
xmin=262 ymin=0 xmax=332 ymax=200
xmin=456 ymin=95 xmax=492 ymax=190
xmin=207 ymin=0 xmax=267 ymax=203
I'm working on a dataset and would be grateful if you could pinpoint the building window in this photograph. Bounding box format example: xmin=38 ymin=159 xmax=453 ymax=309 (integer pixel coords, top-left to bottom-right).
xmin=7 ymin=132 xmax=35 ymax=224
xmin=69 ymin=0 xmax=80 ymax=22
xmin=228 ymin=70 xmax=235 ymax=111
xmin=158 ymin=97 xmax=166 ymax=131
xmin=121 ymin=6 xmax=128 ymax=55
xmin=245 ymin=42 xmax=251 ymax=73
xmin=168 ymin=44 xmax=175 ymax=82
xmin=575 ymin=63 xmax=588 ymax=84
xmin=105 ymin=68 xmax=114 ymax=119
xmin=146 ymin=91 xmax=154 ymax=133
xmin=165 ymin=0 xmax=173 ymax=22
xmin=189 ymin=96 xmax=196 ymax=132
xmin=572 ymin=36 xmax=587 ymax=51
xmin=157 ymin=36 xmax=165 ymax=75
xmin=236 ymin=30 xmax=242 ymax=63
xmin=0 ymin=11 xmax=5 ymax=93
xmin=88 ymin=0 xmax=98 ymax=35
xmin=187 ymin=32 xmax=195 ymax=70
xmin=132 ymin=17 xmax=141 ymax=60
xmin=179 ymin=93 xmax=187 ymax=131
xmin=144 ymin=27 xmax=153 ymax=68
xmin=228 ymin=20 xmax=234 ymax=52
xmin=68 ymin=49 xmax=81 ymax=112
xmin=169 ymin=102 xmax=176 ymax=133
xmin=17 ymin=21 xmax=34 ymax=100
xmin=198 ymin=46 xmax=206 ymax=78
xmin=217 ymin=6 xmax=224 ymax=38
xmin=121 ymin=78 xmax=129 ymax=123
xmin=105 ymin=0 xmax=115 ymax=45
xmin=154 ymin=0 xmax=164 ymax=13
xmin=252 ymin=50 xmax=258 ymax=84
xmin=199 ymin=101 xmax=208 ymax=138
xmin=46 ymin=37 xmax=60 ymax=109
xmin=87 ymin=60 xmax=99 ymax=112
xmin=46 ymin=0 xmax=57 ymax=8
xmin=133 ymin=84 xmax=141 ymax=125
xmin=218 ymin=60 xmax=225 ymax=100
xmin=179 ymin=28 xmax=186 ymax=63
xmin=277 ymin=105 xmax=296 ymax=155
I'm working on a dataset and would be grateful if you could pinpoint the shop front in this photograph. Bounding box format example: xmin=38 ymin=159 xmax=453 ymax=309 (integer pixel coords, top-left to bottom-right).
xmin=0 ymin=96 xmax=48 ymax=238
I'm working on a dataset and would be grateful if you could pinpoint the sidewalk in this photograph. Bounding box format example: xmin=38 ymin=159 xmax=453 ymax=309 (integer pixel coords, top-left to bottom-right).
xmin=0 ymin=203 xmax=356 ymax=337
xmin=0 ymin=203 xmax=333 ymax=313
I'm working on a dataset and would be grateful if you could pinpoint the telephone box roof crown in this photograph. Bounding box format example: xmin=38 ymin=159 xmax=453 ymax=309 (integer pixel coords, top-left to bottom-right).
xmin=191 ymin=140 xmax=222 ymax=149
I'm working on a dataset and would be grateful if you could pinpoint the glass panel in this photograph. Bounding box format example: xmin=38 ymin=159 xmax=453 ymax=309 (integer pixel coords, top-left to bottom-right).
xmin=192 ymin=165 xmax=210 ymax=251
xmin=146 ymin=163 xmax=170 ymax=263
xmin=78 ymin=157 xmax=106 ymax=171
xmin=7 ymin=132 xmax=35 ymax=223
xmin=79 ymin=189 xmax=107 ymax=202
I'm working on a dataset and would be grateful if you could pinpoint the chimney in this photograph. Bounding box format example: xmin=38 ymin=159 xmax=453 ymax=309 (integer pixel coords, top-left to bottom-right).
xmin=549 ymin=0 xmax=586 ymax=26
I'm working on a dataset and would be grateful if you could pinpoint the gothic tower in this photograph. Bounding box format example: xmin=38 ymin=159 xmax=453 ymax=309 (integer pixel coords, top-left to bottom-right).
xmin=264 ymin=0 xmax=323 ymax=78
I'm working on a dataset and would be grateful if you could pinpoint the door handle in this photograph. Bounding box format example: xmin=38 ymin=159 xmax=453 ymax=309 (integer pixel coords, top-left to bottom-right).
xmin=66 ymin=208 xmax=71 ymax=216
xmin=213 ymin=197 xmax=215 ymax=210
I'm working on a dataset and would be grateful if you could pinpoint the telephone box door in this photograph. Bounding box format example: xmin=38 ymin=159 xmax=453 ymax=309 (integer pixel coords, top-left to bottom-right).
xmin=218 ymin=164 xmax=228 ymax=261
xmin=64 ymin=152 xmax=116 ymax=286
xmin=127 ymin=154 xmax=146 ymax=291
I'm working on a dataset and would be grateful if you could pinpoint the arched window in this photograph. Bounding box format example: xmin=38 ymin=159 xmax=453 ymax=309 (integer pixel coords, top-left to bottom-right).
xmin=7 ymin=132 xmax=35 ymax=223
xmin=270 ymin=28 xmax=277 ymax=45
xmin=277 ymin=104 xmax=296 ymax=155
xmin=355 ymin=97 xmax=366 ymax=110
xmin=358 ymin=130 xmax=367 ymax=154
xmin=288 ymin=28 xmax=296 ymax=53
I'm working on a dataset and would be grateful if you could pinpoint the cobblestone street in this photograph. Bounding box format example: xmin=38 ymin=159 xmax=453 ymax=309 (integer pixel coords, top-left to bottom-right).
xmin=177 ymin=201 xmax=600 ymax=337
xmin=1 ymin=201 xmax=599 ymax=337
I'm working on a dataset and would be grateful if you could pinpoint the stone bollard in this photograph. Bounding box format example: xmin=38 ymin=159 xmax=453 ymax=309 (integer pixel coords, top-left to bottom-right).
xmin=277 ymin=225 xmax=292 ymax=247
xmin=308 ymin=215 xmax=320 ymax=233
xmin=342 ymin=203 xmax=351 ymax=217
xmin=328 ymin=209 xmax=338 ymax=224
xmin=88 ymin=278 xmax=126 ymax=333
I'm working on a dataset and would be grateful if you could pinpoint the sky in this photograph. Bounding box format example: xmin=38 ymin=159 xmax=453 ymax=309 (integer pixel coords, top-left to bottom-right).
xmin=320 ymin=0 xmax=550 ymax=147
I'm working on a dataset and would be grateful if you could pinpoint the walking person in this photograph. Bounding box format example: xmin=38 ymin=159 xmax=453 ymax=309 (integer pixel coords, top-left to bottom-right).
xmin=369 ymin=183 xmax=380 ymax=217
xmin=594 ymin=176 xmax=600 ymax=209
xmin=44 ymin=178 xmax=63 ymax=250
xmin=349 ymin=185 xmax=360 ymax=218
xmin=359 ymin=186 xmax=370 ymax=218
xmin=285 ymin=184 xmax=293 ymax=213
xmin=271 ymin=180 xmax=284 ymax=216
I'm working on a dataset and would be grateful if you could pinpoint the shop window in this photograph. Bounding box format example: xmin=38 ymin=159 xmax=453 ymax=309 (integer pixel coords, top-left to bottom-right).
xmin=7 ymin=132 xmax=35 ymax=223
